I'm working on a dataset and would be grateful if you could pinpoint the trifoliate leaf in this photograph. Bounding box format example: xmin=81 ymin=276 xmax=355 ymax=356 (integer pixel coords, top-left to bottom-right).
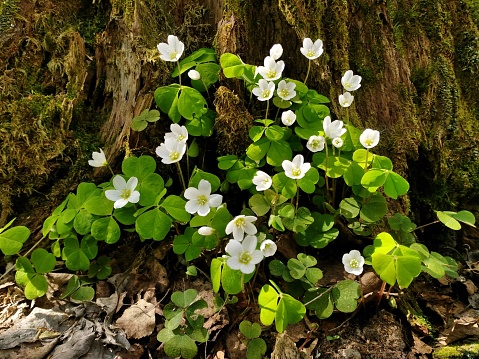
xmin=0 ymin=226 xmax=30 ymax=255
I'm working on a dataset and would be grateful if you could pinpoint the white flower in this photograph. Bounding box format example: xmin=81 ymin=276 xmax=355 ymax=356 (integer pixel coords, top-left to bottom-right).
xmin=188 ymin=69 xmax=201 ymax=80
xmin=339 ymin=92 xmax=354 ymax=107
xmin=225 ymin=215 xmax=257 ymax=241
xmin=157 ymin=35 xmax=185 ymax=62
xmin=226 ymin=236 xmax=264 ymax=274
xmin=282 ymin=155 xmax=311 ymax=180
xmin=88 ymin=148 xmax=108 ymax=167
xmin=260 ymin=239 xmax=277 ymax=257
xmin=281 ymin=110 xmax=296 ymax=126
xmin=252 ymin=79 xmax=275 ymax=101
xmin=257 ymin=56 xmax=285 ymax=81
xmin=276 ymin=80 xmax=296 ymax=101
xmin=198 ymin=226 xmax=216 ymax=236
xmin=342 ymin=250 xmax=365 ymax=276
xmin=155 ymin=138 xmax=187 ymax=164
xmin=323 ymin=116 xmax=346 ymax=139
xmin=184 ymin=179 xmax=223 ymax=216
xmin=252 ymin=171 xmax=272 ymax=191
xmin=332 ymin=137 xmax=344 ymax=148
xmin=300 ymin=38 xmax=323 ymax=60
xmin=341 ymin=70 xmax=362 ymax=92
xmin=269 ymin=44 xmax=283 ymax=60
xmin=165 ymin=123 xmax=188 ymax=143
xmin=360 ymin=128 xmax=380 ymax=149
xmin=105 ymin=176 xmax=140 ymax=209
xmin=306 ymin=135 xmax=325 ymax=152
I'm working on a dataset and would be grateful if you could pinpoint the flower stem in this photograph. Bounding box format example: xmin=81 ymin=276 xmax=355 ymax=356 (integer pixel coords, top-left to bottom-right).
xmin=265 ymin=99 xmax=270 ymax=120
xmin=176 ymin=60 xmax=182 ymax=87
xmin=324 ymin=144 xmax=330 ymax=202
xmin=107 ymin=164 xmax=115 ymax=177
xmin=176 ymin=162 xmax=186 ymax=192
xmin=304 ymin=60 xmax=311 ymax=84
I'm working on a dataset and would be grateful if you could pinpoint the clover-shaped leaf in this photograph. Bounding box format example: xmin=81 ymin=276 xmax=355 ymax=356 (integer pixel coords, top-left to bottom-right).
xmin=0 ymin=225 xmax=30 ymax=255
xmin=239 ymin=320 xmax=262 ymax=339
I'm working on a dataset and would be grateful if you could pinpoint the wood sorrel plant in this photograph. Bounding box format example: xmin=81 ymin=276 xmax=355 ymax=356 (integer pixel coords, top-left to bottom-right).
xmin=5 ymin=35 xmax=476 ymax=356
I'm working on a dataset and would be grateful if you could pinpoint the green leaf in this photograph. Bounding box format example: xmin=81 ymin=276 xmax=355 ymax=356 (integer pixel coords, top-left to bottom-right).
xmin=188 ymin=138 xmax=199 ymax=157
xmin=272 ymin=172 xmax=297 ymax=199
xmin=283 ymin=206 xmax=314 ymax=233
xmin=114 ymin=206 xmax=137 ymax=225
xmin=267 ymin=140 xmax=292 ymax=166
xmin=258 ymin=284 xmax=279 ymax=326
xmin=91 ymin=217 xmax=121 ymax=244
xmin=210 ymin=258 xmax=222 ymax=293
xmin=297 ymin=167 xmax=320 ymax=194
xmin=249 ymin=194 xmax=271 ymax=216
xmin=178 ymin=86 xmax=207 ymax=120
xmin=76 ymin=182 xmax=101 ymax=208
xmin=361 ymin=169 xmax=387 ymax=192
xmin=131 ymin=109 xmax=160 ymax=131
xmin=239 ymin=320 xmax=262 ymax=339
xmin=247 ymin=338 xmax=267 ymax=359
xmin=136 ymin=208 xmax=173 ymax=241
xmin=220 ymin=53 xmax=244 ymax=78
xmin=453 ymin=210 xmax=476 ymax=227
xmin=303 ymin=288 xmax=334 ymax=319
xmin=360 ymin=193 xmax=387 ymax=223
xmin=63 ymin=236 xmax=90 ymax=271
xmin=161 ymin=195 xmax=190 ymax=222
xmin=31 ymin=248 xmax=56 ymax=274
xmin=189 ymin=171 xmax=221 ymax=192
xmin=164 ymin=334 xmax=198 ymax=359
xmin=24 ymin=273 xmax=48 ymax=300
xmin=333 ymin=280 xmax=361 ymax=313
xmin=74 ymin=209 xmax=94 ymax=235
xmin=81 ymin=235 xmax=98 ymax=260
xmin=287 ymin=259 xmax=306 ymax=279
xmin=383 ymin=171 xmax=409 ymax=199
xmin=185 ymin=109 xmax=215 ymax=136
xmin=275 ymin=294 xmax=306 ymax=333
xmin=343 ymin=162 xmax=364 ymax=186
xmin=122 ymin=155 xmax=156 ymax=181
xmin=0 ymin=226 xmax=30 ymax=255
xmin=436 ymin=211 xmax=461 ymax=230
xmin=247 ymin=137 xmax=270 ymax=162
xmin=193 ymin=62 xmax=220 ymax=90
xmin=154 ymin=84 xmax=181 ymax=123
xmin=171 ymin=289 xmax=198 ymax=308
xmin=84 ymin=194 xmax=114 ymax=216
xmin=372 ymin=240 xmax=422 ymax=288
xmin=339 ymin=197 xmax=360 ymax=219
xmin=139 ymin=173 xmax=164 ymax=206
xmin=71 ymin=286 xmax=95 ymax=301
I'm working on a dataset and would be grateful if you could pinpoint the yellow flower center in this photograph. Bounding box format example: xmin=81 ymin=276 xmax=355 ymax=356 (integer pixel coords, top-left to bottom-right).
xmin=169 ymin=151 xmax=180 ymax=161
xmin=311 ymin=139 xmax=321 ymax=148
xmin=266 ymin=70 xmax=277 ymax=78
xmin=349 ymin=258 xmax=359 ymax=268
xmin=235 ymin=217 xmax=245 ymax=227
xmin=169 ymin=51 xmax=178 ymax=60
xmin=365 ymin=138 xmax=374 ymax=147
xmin=292 ymin=168 xmax=302 ymax=177
xmin=344 ymin=81 xmax=351 ymax=89
xmin=197 ymin=195 xmax=208 ymax=206
xmin=177 ymin=134 xmax=186 ymax=141
xmin=261 ymin=89 xmax=271 ymax=98
xmin=239 ymin=252 xmax=252 ymax=264
xmin=280 ymin=89 xmax=289 ymax=98
xmin=307 ymin=50 xmax=316 ymax=57
xmin=120 ymin=189 xmax=131 ymax=200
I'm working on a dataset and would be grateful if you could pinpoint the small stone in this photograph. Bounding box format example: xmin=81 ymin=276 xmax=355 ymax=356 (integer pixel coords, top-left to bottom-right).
xmin=340 ymin=348 xmax=361 ymax=358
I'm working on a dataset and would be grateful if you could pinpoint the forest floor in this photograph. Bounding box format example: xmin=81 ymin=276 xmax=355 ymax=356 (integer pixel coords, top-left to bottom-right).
xmin=1 ymin=233 xmax=479 ymax=359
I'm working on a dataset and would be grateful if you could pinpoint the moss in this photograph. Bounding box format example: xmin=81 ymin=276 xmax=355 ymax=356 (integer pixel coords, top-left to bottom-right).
xmin=0 ymin=0 xmax=19 ymax=35
xmin=433 ymin=343 xmax=479 ymax=359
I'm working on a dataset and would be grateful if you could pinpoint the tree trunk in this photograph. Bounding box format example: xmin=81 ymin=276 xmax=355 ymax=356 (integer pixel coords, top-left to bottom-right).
xmin=1 ymin=0 xmax=479 ymax=246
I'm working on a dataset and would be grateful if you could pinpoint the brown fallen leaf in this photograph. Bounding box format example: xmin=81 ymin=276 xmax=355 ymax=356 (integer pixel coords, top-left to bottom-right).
xmin=114 ymin=299 xmax=156 ymax=339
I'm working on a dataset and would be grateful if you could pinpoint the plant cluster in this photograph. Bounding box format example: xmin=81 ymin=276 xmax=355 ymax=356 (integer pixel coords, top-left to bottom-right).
xmin=2 ymin=34 xmax=476 ymax=358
